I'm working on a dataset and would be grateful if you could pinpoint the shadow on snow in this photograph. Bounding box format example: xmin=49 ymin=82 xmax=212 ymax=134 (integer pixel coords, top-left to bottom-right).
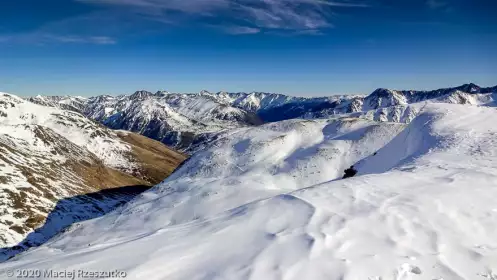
xmin=0 ymin=185 xmax=152 ymax=262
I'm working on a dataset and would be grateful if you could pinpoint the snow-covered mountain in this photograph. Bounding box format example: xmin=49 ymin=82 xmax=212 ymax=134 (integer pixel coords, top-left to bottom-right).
xmin=27 ymin=95 xmax=87 ymax=113
xmin=200 ymin=90 xmax=344 ymax=113
xmin=85 ymin=91 xmax=263 ymax=150
xmin=2 ymin=102 xmax=496 ymax=279
xmin=31 ymin=91 xmax=263 ymax=151
xmin=248 ymin=83 xmax=497 ymax=122
xmin=195 ymin=84 xmax=495 ymax=119
xmin=30 ymin=84 xmax=496 ymax=152
xmin=0 ymin=92 xmax=186 ymax=257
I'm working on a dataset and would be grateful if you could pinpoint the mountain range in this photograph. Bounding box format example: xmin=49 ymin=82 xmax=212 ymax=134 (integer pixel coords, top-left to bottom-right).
xmin=29 ymin=83 xmax=497 ymax=152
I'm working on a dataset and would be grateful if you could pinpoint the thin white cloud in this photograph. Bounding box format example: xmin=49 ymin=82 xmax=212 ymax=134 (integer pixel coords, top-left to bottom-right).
xmin=45 ymin=35 xmax=117 ymax=44
xmin=0 ymin=33 xmax=117 ymax=45
xmin=224 ymin=26 xmax=261 ymax=34
xmin=76 ymin=0 xmax=368 ymax=34
xmin=89 ymin=36 xmax=117 ymax=45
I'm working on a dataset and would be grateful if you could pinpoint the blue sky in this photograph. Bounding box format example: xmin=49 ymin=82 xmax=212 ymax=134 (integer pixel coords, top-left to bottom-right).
xmin=0 ymin=0 xmax=496 ymax=97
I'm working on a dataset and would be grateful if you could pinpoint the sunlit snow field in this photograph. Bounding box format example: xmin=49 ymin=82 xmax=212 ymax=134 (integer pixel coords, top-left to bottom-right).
xmin=1 ymin=103 xmax=497 ymax=280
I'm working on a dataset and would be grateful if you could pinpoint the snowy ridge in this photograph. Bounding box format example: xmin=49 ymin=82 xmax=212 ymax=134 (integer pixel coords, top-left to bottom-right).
xmin=163 ymin=94 xmax=260 ymax=126
xmin=0 ymin=92 xmax=186 ymax=252
xmin=254 ymin=83 xmax=497 ymax=122
xmin=328 ymin=103 xmax=423 ymax=124
xmin=28 ymin=95 xmax=87 ymax=113
xmin=80 ymin=91 xmax=262 ymax=150
xmin=2 ymin=93 xmax=132 ymax=169
xmin=2 ymin=103 xmax=496 ymax=279
xmin=0 ymin=92 xmax=135 ymax=246
xmin=200 ymin=90 xmax=344 ymax=113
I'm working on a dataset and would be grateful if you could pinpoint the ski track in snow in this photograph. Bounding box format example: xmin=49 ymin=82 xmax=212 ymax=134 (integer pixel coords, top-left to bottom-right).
xmin=1 ymin=103 xmax=497 ymax=280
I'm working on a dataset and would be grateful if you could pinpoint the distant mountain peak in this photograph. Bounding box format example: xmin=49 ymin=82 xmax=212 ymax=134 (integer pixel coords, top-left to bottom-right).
xmin=130 ymin=90 xmax=154 ymax=99
xmin=456 ymin=83 xmax=481 ymax=93
xmin=369 ymin=88 xmax=395 ymax=97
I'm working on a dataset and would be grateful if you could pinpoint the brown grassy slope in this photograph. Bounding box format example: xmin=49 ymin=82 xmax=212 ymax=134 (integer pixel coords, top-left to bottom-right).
xmin=0 ymin=128 xmax=186 ymax=246
xmin=117 ymin=131 xmax=187 ymax=185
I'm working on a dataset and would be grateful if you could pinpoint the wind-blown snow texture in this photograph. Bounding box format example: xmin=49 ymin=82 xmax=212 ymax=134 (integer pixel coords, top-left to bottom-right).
xmin=2 ymin=103 xmax=497 ymax=279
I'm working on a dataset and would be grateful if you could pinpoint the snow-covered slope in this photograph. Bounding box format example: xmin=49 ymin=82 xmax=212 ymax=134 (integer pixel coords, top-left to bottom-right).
xmin=200 ymin=90 xmax=345 ymax=113
xmin=2 ymin=93 xmax=132 ymax=169
xmin=0 ymin=92 xmax=186 ymax=255
xmin=81 ymin=91 xmax=262 ymax=150
xmin=162 ymin=93 xmax=262 ymax=126
xmin=3 ymin=103 xmax=496 ymax=279
xmin=28 ymin=95 xmax=87 ymax=113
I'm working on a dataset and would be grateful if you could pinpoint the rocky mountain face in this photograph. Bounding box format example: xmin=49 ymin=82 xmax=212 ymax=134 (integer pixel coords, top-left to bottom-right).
xmin=200 ymin=90 xmax=346 ymax=114
xmin=0 ymin=92 xmax=186 ymax=255
xmin=27 ymin=95 xmax=87 ymax=113
xmin=57 ymin=91 xmax=263 ymax=151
